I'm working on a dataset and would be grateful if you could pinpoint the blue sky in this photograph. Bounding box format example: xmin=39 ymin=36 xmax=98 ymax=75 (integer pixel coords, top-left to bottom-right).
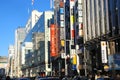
xmin=0 ymin=0 xmax=51 ymax=56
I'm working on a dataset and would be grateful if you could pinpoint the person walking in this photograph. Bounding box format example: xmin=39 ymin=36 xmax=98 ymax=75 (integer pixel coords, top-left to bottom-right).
xmin=115 ymin=74 xmax=120 ymax=80
xmin=6 ymin=76 xmax=10 ymax=80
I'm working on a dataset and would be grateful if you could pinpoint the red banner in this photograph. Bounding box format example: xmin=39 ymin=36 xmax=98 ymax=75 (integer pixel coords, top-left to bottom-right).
xmin=50 ymin=24 xmax=58 ymax=57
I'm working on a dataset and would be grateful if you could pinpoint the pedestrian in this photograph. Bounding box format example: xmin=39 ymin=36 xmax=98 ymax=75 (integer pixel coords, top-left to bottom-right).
xmin=0 ymin=77 xmax=2 ymax=80
xmin=115 ymin=74 xmax=120 ymax=80
xmin=88 ymin=74 xmax=92 ymax=80
xmin=95 ymin=73 xmax=101 ymax=80
xmin=6 ymin=76 xmax=10 ymax=80
xmin=21 ymin=75 xmax=24 ymax=78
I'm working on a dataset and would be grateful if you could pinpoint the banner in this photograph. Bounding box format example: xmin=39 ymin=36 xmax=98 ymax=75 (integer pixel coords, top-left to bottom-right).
xmin=101 ymin=41 xmax=107 ymax=63
xmin=50 ymin=24 xmax=57 ymax=57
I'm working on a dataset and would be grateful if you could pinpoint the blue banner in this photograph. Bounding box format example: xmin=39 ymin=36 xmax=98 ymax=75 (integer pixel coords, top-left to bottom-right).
xmin=60 ymin=8 xmax=64 ymax=14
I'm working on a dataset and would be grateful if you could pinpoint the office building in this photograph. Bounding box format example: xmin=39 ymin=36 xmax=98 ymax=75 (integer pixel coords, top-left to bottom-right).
xmin=14 ymin=27 xmax=26 ymax=77
xmin=21 ymin=10 xmax=54 ymax=77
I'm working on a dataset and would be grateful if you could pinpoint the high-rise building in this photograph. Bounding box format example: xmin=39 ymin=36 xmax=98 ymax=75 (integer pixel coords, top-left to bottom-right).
xmin=41 ymin=11 xmax=54 ymax=76
xmin=21 ymin=10 xmax=54 ymax=77
xmin=14 ymin=27 xmax=26 ymax=77
xmin=25 ymin=10 xmax=43 ymax=34
xmin=83 ymin=0 xmax=120 ymax=75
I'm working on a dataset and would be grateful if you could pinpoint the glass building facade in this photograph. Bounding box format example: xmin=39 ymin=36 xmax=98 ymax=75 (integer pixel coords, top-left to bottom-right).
xmin=21 ymin=10 xmax=54 ymax=77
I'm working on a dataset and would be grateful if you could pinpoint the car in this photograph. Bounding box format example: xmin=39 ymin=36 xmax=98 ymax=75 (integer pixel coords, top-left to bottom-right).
xmin=11 ymin=78 xmax=17 ymax=80
xmin=17 ymin=78 xmax=30 ymax=80
xmin=36 ymin=77 xmax=59 ymax=80
xmin=35 ymin=76 xmax=42 ymax=80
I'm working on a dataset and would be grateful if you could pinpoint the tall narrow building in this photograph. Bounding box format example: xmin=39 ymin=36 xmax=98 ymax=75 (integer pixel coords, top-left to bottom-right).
xmin=14 ymin=27 xmax=26 ymax=77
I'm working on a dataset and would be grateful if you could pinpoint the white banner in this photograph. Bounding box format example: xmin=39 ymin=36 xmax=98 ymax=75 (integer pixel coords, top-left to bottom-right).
xmin=101 ymin=41 xmax=107 ymax=63
xmin=61 ymin=53 xmax=66 ymax=59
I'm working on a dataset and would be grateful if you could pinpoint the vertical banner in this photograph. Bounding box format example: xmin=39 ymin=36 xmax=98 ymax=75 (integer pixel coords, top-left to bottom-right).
xmin=50 ymin=24 xmax=57 ymax=57
xmin=70 ymin=0 xmax=75 ymax=47
xmin=73 ymin=54 xmax=77 ymax=65
xmin=101 ymin=41 xmax=108 ymax=63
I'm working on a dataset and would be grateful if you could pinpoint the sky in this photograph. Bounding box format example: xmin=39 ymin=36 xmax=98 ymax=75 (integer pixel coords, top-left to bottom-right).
xmin=0 ymin=0 xmax=51 ymax=57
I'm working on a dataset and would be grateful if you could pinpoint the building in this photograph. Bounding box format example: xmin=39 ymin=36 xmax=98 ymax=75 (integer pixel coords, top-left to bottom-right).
xmin=44 ymin=11 xmax=54 ymax=76
xmin=51 ymin=0 xmax=81 ymax=77
xmin=21 ymin=10 xmax=54 ymax=77
xmin=25 ymin=10 xmax=43 ymax=34
xmin=8 ymin=45 xmax=15 ymax=78
xmin=107 ymin=0 xmax=120 ymax=73
xmin=52 ymin=0 xmax=120 ymax=77
xmin=21 ymin=42 xmax=33 ymax=77
xmin=82 ymin=0 xmax=120 ymax=75
xmin=0 ymin=56 xmax=8 ymax=68
xmin=32 ymin=32 xmax=45 ymax=77
xmin=14 ymin=27 xmax=26 ymax=77
xmin=14 ymin=10 xmax=43 ymax=77
xmin=0 ymin=56 xmax=7 ymax=75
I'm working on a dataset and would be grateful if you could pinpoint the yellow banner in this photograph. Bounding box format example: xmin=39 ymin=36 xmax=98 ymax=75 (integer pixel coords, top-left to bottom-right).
xmin=70 ymin=16 xmax=74 ymax=24
xmin=73 ymin=54 xmax=77 ymax=65
xmin=61 ymin=40 xmax=65 ymax=46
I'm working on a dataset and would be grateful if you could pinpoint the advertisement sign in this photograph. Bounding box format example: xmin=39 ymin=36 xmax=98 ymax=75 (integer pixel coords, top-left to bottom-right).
xmin=79 ymin=23 xmax=83 ymax=29
xmin=78 ymin=4 xmax=82 ymax=10
xmin=60 ymin=21 xmax=64 ymax=27
xmin=50 ymin=24 xmax=57 ymax=57
xmin=60 ymin=14 xmax=64 ymax=20
xmin=78 ymin=11 xmax=83 ymax=17
xmin=70 ymin=15 xmax=74 ymax=24
xmin=78 ymin=17 xmax=83 ymax=23
xmin=61 ymin=53 xmax=66 ymax=59
xmin=78 ymin=0 xmax=82 ymax=4
xmin=101 ymin=41 xmax=107 ymax=63
xmin=79 ymin=29 xmax=83 ymax=37
xmin=60 ymin=28 xmax=65 ymax=39
xmin=71 ymin=30 xmax=75 ymax=38
xmin=61 ymin=40 xmax=65 ymax=46
xmin=60 ymin=1 xmax=64 ymax=8
xmin=70 ymin=1 xmax=74 ymax=9
xmin=60 ymin=8 xmax=64 ymax=14
xmin=73 ymin=54 xmax=77 ymax=65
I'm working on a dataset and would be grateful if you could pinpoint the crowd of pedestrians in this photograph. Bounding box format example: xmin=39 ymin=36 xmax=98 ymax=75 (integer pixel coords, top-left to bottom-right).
xmin=61 ymin=73 xmax=120 ymax=80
